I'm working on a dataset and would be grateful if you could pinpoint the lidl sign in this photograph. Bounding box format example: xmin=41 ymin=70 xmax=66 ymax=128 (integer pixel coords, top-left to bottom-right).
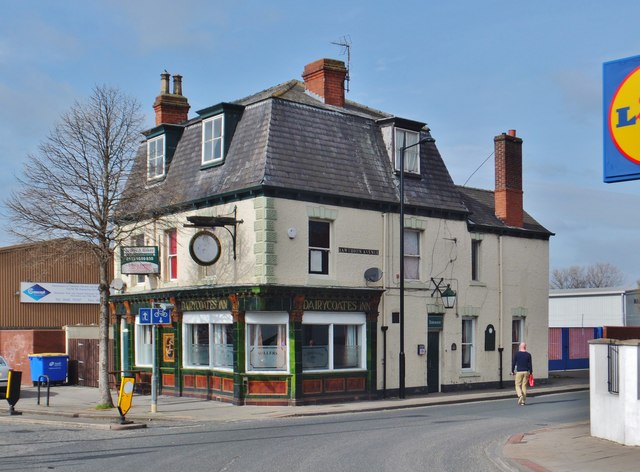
xmin=603 ymin=54 xmax=640 ymax=182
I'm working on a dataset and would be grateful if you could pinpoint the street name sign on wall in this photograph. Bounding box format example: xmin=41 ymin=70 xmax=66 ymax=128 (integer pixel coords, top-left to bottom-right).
xmin=138 ymin=308 xmax=171 ymax=324
xmin=603 ymin=54 xmax=640 ymax=183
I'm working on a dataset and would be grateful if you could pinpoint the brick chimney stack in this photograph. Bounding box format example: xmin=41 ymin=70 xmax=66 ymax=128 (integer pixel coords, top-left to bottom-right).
xmin=302 ymin=58 xmax=347 ymax=107
xmin=494 ymin=129 xmax=524 ymax=228
xmin=153 ymin=71 xmax=190 ymax=125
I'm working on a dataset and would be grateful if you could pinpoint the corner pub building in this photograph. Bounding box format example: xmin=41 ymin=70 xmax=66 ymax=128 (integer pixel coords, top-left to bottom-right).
xmin=110 ymin=58 xmax=552 ymax=406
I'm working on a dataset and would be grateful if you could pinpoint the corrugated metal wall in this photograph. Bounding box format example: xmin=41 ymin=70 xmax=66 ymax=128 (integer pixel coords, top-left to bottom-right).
xmin=0 ymin=240 xmax=111 ymax=328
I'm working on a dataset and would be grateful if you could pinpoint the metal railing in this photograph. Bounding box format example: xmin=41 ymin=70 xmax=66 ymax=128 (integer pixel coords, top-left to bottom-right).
xmin=607 ymin=344 xmax=619 ymax=394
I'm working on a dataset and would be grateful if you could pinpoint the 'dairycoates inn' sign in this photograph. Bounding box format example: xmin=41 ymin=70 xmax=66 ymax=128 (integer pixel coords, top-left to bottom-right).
xmin=121 ymin=246 xmax=160 ymax=274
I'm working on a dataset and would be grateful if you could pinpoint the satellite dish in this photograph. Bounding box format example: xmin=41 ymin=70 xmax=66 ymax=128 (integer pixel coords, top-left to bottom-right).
xmin=110 ymin=278 xmax=125 ymax=291
xmin=364 ymin=267 xmax=383 ymax=282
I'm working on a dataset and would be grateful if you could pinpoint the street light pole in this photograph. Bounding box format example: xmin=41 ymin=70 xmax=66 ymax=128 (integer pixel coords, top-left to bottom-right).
xmin=398 ymin=132 xmax=433 ymax=399
xmin=399 ymin=133 xmax=407 ymax=399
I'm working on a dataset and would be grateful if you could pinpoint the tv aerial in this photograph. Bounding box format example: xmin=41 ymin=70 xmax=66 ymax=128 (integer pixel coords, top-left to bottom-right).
xmin=331 ymin=35 xmax=351 ymax=92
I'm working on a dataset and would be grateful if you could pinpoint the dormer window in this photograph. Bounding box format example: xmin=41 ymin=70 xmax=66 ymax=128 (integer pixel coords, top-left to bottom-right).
xmin=202 ymin=115 xmax=224 ymax=165
xmin=395 ymin=129 xmax=420 ymax=174
xmin=147 ymin=135 xmax=165 ymax=179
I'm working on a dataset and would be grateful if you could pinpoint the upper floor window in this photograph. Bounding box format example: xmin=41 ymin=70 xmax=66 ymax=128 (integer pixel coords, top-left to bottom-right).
xmin=471 ymin=239 xmax=481 ymax=281
xmin=395 ymin=129 xmax=420 ymax=174
xmin=404 ymin=229 xmax=420 ymax=280
xmin=147 ymin=135 xmax=165 ymax=179
xmin=131 ymin=234 xmax=145 ymax=285
xmin=166 ymin=228 xmax=178 ymax=281
xmin=202 ymin=115 xmax=224 ymax=165
xmin=309 ymin=220 xmax=330 ymax=275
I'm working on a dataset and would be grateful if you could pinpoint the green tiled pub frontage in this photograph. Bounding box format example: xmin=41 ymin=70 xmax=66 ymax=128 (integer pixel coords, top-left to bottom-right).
xmin=110 ymin=287 xmax=382 ymax=406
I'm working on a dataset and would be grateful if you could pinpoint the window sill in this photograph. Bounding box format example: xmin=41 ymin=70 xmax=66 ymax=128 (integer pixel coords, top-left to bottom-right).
xmin=200 ymin=159 xmax=224 ymax=170
xmin=394 ymin=170 xmax=422 ymax=179
xmin=460 ymin=371 xmax=480 ymax=378
xmin=469 ymin=281 xmax=486 ymax=287
xmin=245 ymin=371 xmax=291 ymax=375
xmin=303 ymin=368 xmax=366 ymax=374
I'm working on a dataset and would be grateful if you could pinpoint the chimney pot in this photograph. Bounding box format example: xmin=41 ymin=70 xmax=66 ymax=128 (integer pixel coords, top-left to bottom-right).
xmin=508 ymin=129 xmax=517 ymax=137
xmin=160 ymin=71 xmax=170 ymax=94
xmin=173 ymin=74 xmax=183 ymax=96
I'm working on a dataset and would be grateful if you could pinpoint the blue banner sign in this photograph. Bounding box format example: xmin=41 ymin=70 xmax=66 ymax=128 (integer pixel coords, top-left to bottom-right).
xmin=138 ymin=308 xmax=171 ymax=324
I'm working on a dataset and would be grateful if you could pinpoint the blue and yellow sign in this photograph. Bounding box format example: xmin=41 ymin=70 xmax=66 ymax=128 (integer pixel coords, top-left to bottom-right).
xmin=604 ymin=54 xmax=640 ymax=182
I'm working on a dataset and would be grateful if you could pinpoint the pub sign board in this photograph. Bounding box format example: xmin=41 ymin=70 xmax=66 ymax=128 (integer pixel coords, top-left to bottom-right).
xmin=603 ymin=54 xmax=640 ymax=183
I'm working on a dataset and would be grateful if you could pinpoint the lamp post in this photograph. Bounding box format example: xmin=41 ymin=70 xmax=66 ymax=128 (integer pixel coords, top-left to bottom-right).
xmin=398 ymin=132 xmax=433 ymax=399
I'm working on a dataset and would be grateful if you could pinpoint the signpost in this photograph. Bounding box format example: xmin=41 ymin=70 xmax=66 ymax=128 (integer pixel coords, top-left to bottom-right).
xmin=138 ymin=307 xmax=172 ymax=413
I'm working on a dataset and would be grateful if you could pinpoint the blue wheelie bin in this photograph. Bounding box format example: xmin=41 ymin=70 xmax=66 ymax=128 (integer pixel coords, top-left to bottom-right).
xmin=28 ymin=353 xmax=69 ymax=386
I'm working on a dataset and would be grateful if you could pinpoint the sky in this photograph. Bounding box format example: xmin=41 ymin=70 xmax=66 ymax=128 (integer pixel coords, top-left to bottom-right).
xmin=2 ymin=0 xmax=640 ymax=285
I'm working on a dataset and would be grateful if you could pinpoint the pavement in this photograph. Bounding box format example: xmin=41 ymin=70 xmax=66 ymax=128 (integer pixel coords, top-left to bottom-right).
xmin=0 ymin=370 xmax=638 ymax=471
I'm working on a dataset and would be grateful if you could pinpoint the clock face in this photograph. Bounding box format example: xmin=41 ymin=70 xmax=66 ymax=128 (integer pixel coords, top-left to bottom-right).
xmin=189 ymin=231 xmax=221 ymax=266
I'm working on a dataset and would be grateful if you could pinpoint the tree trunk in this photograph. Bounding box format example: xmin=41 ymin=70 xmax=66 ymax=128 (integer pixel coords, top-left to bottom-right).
xmin=98 ymin=258 xmax=114 ymax=407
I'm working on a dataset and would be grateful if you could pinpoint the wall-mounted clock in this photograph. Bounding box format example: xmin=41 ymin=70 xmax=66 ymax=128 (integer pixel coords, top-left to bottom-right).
xmin=189 ymin=231 xmax=222 ymax=266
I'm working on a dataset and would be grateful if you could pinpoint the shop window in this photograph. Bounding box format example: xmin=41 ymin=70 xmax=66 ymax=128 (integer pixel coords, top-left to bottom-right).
xmin=182 ymin=312 xmax=233 ymax=370
xmin=302 ymin=312 xmax=366 ymax=371
xmin=309 ymin=220 xmax=330 ymax=275
xmin=246 ymin=313 xmax=288 ymax=372
xmin=461 ymin=317 xmax=475 ymax=370
xmin=135 ymin=323 xmax=153 ymax=367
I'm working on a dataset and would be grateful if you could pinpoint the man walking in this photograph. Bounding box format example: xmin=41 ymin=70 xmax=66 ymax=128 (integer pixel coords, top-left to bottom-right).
xmin=511 ymin=342 xmax=533 ymax=405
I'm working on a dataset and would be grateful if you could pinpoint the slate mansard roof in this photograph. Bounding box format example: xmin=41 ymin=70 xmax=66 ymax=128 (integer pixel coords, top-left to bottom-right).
xmin=122 ymin=79 xmax=551 ymax=239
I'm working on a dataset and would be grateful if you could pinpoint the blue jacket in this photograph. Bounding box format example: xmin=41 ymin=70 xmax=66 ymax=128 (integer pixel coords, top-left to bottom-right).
xmin=512 ymin=351 xmax=532 ymax=374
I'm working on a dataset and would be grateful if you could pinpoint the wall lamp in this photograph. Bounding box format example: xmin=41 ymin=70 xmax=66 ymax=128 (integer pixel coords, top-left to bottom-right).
xmin=431 ymin=277 xmax=457 ymax=309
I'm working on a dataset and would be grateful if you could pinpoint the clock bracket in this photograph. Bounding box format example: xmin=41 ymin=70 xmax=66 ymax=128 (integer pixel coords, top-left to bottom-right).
xmin=184 ymin=207 xmax=244 ymax=260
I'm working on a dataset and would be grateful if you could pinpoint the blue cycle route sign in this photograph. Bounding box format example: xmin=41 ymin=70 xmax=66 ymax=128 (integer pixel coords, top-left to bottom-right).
xmin=138 ymin=308 xmax=171 ymax=324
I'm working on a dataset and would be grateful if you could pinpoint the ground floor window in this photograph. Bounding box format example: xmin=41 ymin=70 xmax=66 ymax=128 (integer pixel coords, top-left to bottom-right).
xmin=183 ymin=312 xmax=233 ymax=370
xmin=512 ymin=318 xmax=524 ymax=361
xmin=135 ymin=322 xmax=153 ymax=367
xmin=302 ymin=312 xmax=366 ymax=371
xmin=246 ymin=312 xmax=288 ymax=372
xmin=461 ymin=317 xmax=475 ymax=370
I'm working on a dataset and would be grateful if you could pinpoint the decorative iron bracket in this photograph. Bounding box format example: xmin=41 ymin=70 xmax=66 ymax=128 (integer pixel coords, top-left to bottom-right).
xmin=184 ymin=207 xmax=244 ymax=260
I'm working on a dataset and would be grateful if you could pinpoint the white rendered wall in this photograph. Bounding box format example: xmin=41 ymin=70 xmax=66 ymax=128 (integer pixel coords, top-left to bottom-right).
xmin=590 ymin=340 xmax=640 ymax=446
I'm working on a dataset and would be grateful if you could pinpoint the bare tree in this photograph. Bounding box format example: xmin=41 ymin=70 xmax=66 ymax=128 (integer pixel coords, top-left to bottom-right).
xmin=551 ymin=262 xmax=626 ymax=289
xmin=5 ymin=86 xmax=144 ymax=408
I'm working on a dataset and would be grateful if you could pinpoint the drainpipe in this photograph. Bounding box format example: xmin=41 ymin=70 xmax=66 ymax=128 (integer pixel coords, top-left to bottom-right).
xmin=498 ymin=235 xmax=505 ymax=389
xmin=381 ymin=325 xmax=388 ymax=397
